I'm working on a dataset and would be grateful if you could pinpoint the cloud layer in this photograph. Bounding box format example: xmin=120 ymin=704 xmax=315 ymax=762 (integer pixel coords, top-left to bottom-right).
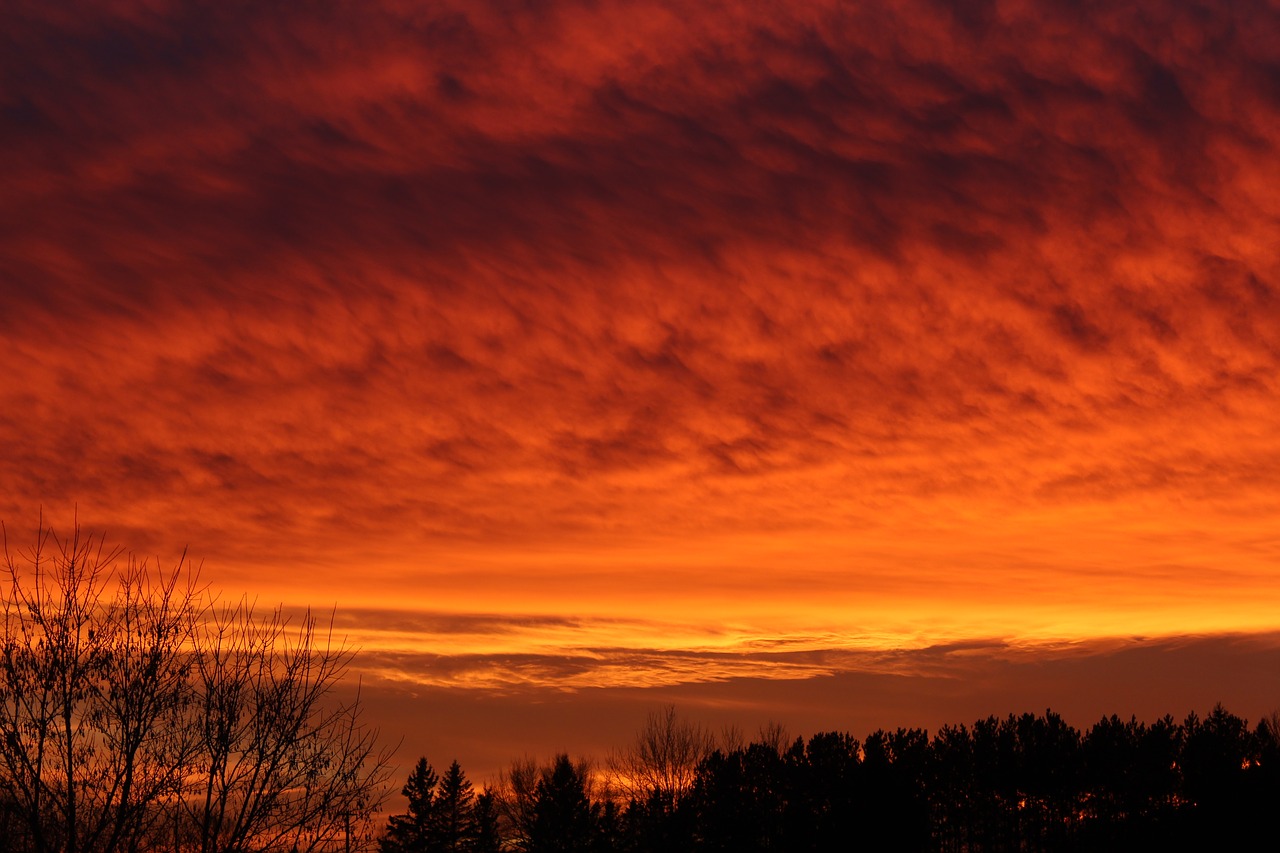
xmin=2 ymin=0 xmax=1280 ymax=719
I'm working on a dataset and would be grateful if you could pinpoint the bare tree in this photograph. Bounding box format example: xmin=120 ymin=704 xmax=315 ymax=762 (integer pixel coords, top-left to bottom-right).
xmin=606 ymin=706 xmax=714 ymax=805
xmin=1259 ymin=709 xmax=1280 ymax=743
xmin=496 ymin=756 xmax=541 ymax=845
xmin=0 ymin=520 xmax=200 ymax=853
xmin=756 ymin=720 xmax=791 ymax=757
xmin=0 ymin=518 xmax=393 ymax=853
xmin=181 ymin=600 xmax=394 ymax=853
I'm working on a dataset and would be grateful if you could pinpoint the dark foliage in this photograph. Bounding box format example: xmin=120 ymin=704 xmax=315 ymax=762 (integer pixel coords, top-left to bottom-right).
xmin=526 ymin=754 xmax=597 ymax=853
xmin=380 ymin=758 xmax=498 ymax=853
xmin=411 ymin=703 xmax=1280 ymax=852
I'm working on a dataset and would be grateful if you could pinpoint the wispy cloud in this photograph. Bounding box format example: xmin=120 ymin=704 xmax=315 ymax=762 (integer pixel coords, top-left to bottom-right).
xmin=327 ymin=605 xmax=1280 ymax=697
xmin=349 ymin=630 xmax=1280 ymax=782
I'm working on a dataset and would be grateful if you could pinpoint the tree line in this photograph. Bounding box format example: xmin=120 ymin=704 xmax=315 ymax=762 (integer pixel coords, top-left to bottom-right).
xmin=384 ymin=704 xmax=1280 ymax=852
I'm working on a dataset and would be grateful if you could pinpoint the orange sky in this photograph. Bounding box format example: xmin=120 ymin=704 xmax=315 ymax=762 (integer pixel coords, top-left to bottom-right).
xmin=3 ymin=0 xmax=1280 ymax=781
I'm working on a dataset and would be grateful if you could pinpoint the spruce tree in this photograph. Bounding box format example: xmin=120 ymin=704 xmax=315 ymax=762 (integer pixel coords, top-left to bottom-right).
xmin=428 ymin=760 xmax=478 ymax=851
xmin=381 ymin=758 xmax=439 ymax=853
xmin=528 ymin=755 xmax=597 ymax=852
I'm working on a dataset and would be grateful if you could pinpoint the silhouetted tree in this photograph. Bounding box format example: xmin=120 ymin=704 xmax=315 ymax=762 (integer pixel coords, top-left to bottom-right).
xmin=1079 ymin=713 xmax=1181 ymax=846
xmin=1255 ymin=709 xmax=1280 ymax=793
xmin=1012 ymin=710 xmax=1081 ymax=847
xmin=382 ymin=759 xmax=493 ymax=853
xmin=181 ymin=600 xmax=392 ymax=853
xmin=930 ymin=723 xmax=976 ymax=852
xmin=781 ymin=731 xmax=863 ymax=852
xmin=607 ymin=707 xmax=712 ymax=806
xmin=0 ymin=523 xmax=199 ymax=853
xmin=687 ymin=741 xmax=791 ymax=851
xmin=606 ymin=707 xmax=711 ymax=853
xmin=509 ymin=753 xmax=593 ymax=850
xmin=1180 ymin=704 xmax=1256 ymax=846
xmin=429 ymin=761 xmax=479 ymax=851
xmin=381 ymin=758 xmax=439 ymax=853
xmin=496 ymin=754 xmax=606 ymax=852
xmin=618 ymin=788 xmax=695 ymax=853
xmin=472 ymin=790 xmax=502 ymax=853
xmin=526 ymin=754 xmax=598 ymax=853
xmin=861 ymin=728 xmax=931 ymax=851
xmin=0 ymin=519 xmax=393 ymax=853
xmin=970 ymin=714 xmax=1023 ymax=848
xmin=498 ymin=757 xmax=540 ymax=847
xmin=594 ymin=798 xmax=624 ymax=852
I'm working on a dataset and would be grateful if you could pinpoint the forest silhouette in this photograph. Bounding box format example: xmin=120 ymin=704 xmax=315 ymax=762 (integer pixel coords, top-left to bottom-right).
xmin=385 ymin=704 xmax=1280 ymax=852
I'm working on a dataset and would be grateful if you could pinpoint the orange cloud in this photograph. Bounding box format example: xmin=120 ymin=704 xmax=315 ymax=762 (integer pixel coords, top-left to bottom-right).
xmin=2 ymin=0 xmax=1280 ymax=757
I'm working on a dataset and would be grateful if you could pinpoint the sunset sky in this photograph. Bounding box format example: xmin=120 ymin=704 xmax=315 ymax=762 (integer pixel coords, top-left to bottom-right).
xmin=4 ymin=0 xmax=1280 ymax=783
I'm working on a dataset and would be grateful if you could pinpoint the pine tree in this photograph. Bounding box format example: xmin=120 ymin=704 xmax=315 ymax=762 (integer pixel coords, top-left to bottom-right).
xmin=428 ymin=760 xmax=478 ymax=851
xmin=527 ymin=755 xmax=597 ymax=852
xmin=382 ymin=758 xmax=439 ymax=853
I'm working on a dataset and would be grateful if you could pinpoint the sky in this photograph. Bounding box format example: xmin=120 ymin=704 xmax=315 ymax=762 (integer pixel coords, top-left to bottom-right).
xmin=3 ymin=0 xmax=1280 ymax=784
